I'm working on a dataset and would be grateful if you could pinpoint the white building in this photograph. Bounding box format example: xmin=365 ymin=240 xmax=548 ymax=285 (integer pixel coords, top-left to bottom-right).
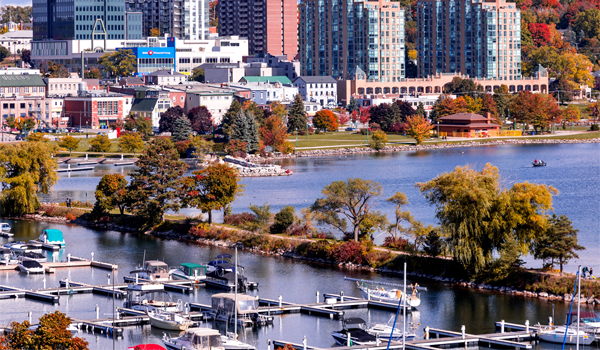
xmin=293 ymin=76 xmax=337 ymax=107
xmin=229 ymin=81 xmax=298 ymax=105
xmin=145 ymin=70 xmax=187 ymax=86
xmin=0 ymin=67 xmax=41 ymax=75
xmin=0 ymin=30 xmax=32 ymax=56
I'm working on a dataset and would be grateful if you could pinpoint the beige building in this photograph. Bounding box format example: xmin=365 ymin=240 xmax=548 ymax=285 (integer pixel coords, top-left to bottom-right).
xmin=0 ymin=96 xmax=64 ymax=128
xmin=45 ymin=78 xmax=83 ymax=97
xmin=0 ymin=75 xmax=46 ymax=98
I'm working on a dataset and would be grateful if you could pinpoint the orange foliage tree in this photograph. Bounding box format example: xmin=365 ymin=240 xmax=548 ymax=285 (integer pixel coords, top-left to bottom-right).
xmin=405 ymin=115 xmax=434 ymax=145
xmin=509 ymin=91 xmax=560 ymax=132
xmin=259 ymin=115 xmax=292 ymax=153
xmin=313 ymin=109 xmax=339 ymax=132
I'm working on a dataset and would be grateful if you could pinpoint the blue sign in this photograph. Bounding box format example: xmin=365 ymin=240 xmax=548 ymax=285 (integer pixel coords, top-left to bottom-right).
xmin=167 ymin=37 xmax=176 ymax=47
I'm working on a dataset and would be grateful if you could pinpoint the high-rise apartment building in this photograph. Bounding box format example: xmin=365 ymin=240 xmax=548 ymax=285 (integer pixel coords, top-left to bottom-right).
xmin=126 ymin=0 xmax=209 ymax=40
xmin=416 ymin=0 xmax=521 ymax=80
xmin=33 ymin=0 xmax=141 ymax=40
xmin=299 ymin=0 xmax=405 ymax=82
xmin=218 ymin=0 xmax=297 ymax=60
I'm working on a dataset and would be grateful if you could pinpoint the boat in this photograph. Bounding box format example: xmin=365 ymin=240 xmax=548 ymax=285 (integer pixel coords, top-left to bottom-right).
xmin=220 ymin=332 xmax=256 ymax=350
xmin=0 ymin=223 xmax=10 ymax=232
xmin=17 ymin=252 xmax=47 ymax=263
xmin=147 ymin=309 xmax=193 ymax=331
xmin=170 ymin=263 xmax=208 ymax=283
xmin=130 ymin=260 xmax=171 ymax=282
xmin=331 ymin=317 xmax=381 ymax=346
xmin=163 ymin=327 xmax=225 ymax=350
xmin=207 ymin=254 xmax=234 ymax=273
xmin=5 ymin=241 xmax=27 ymax=251
xmin=366 ymin=319 xmax=417 ymax=341
xmin=211 ymin=293 xmax=273 ymax=327
xmin=18 ymin=260 xmax=45 ymax=274
xmin=568 ymin=311 xmax=600 ymax=335
xmin=346 ymin=277 xmax=426 ymax=308
xmin=39 ymin=229 xmax=65 ymax=247
xmin=127 ymin=345 xmax=167 ymax=350
xmin=0 ymin=248 xmax=18 ymax=265
xmin=0 ymin=231 xmax=14 ymax=237
xmin=532 ymin=160 xmax=547 ymax=167
xmin=539 ymin=326 xmax=594 ymax=345
xmin=123 ymin=283 xmax=180 ymax=312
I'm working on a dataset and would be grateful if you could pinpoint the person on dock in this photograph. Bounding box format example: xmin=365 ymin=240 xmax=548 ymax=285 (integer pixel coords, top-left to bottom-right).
xmin=582 ymin=266 xmax=588 ymax=278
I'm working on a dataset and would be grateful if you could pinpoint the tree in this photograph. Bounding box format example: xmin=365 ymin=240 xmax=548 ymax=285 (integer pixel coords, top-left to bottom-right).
xmin=187 ymin=106 xmax=213 ymax=134
xmin=92 ymin=173 xmax=129 ymax=216
xmin=479 ymin=94 xmax=500 ymax=123
xmin=348 ymin=98 xmax=359 ymax=113
xmin=249 ymin=203 xmax=272 ymax=229
xmin=19 ymin=117 xmax=36 ymax=132
xmin=221 ymin=99 xmax=242 ymax=137
xmin=0 ymin=142 xmax=58 ymax=216
xmin=405 ymin=115 xmax=434 ymax=145
xmin=534 ymin=214 xmax=584 ymax=275
xmin=172 ymin=116 xmax=193 ymax=143
xmin=523 ymin=46 xmax=594 ymax=87
xmin=183 ymin=163 xmax=241 ymax=224
xmin=118 ymin=132 xmax=144 ymax=155
xmin=528 ymin=23 xmax=551 ymax=46
xmin=89 ymin=134 xmax=112 ymax=155
xmin=573 ymin=9 xmax=600 ymax=41
xmin=242 ymin=100 xmax=265 ymax=126
xmin=561 ymin=105 xmax=580 ymax=127
xmin=159 ymin=106 xmax=186 ymax=133
xmin=311 ymin=178 xmax=383 ymax=242
xmin=98 ymin=49 xmax=136 ymax=78
xmin=3 ymin=311 xmax=88 ymax=350
xmin=312 ymin=109 xmax=339 ymax=132
xmin=20 ymin=48 xmax=30 ymax=64
xmin=417 ymin=163 xmax=557 ymax=274
xmin=0 ymin=46 xmax=10 ymax=60
xmin=587 ymin=102 xmax=599 ymax=121
xmin=358 ymin=107 xmax=371 ymax=125
xmin=493 ymin=85 xmax=512 ymax=120
xmin=0 ymin=6 xmax=33 ymax=24
xmin=416 ymin=102 xmax=425 ymax=117
xmin=58 ymin=135 xmax=80 ymax=155
xmin=259 ymin=115 xmax=291 ymax=153
xmin=338 ymin=108 xmax=350 ymax=126
xmin=190 ymin=67 xmax=205 ymax=82
xmin=431 ymin=95 xmax=460 ymax=120
xmin=149 ymin=28 xmax=160 ymax=37
xmin=443 ymin=77 xmax=483 ymax=97
xmin=26 ymin=132 xmax=48 ymax=142
xmin=39 ymin=60 xmax=69 ymax=78
xmin=128 ymin=138 xmax=188 ymax=225
xmin=270 ymin=101 xmax=287 ymax=120
xmin=188 ymin=136 xmax=214 ymax=158
xmin=271 ymin=205 xmax=295 ymax=234
xmin=230 ymin=110 xmax=259 ymax=153
xmin=5 ymin=116 xmax=16 ymax=130
xmin=287 ymin=94 xmax=307 ymax=133
xmin=386 ymin=192 xmax=413 ymax=242
xmin=369 ymin=130 xmax=388 ymax=151
xmin=509 ymin=91 xmax=560 ymax=132
xmin=84 ymin=68 xmax=102 ymax=79
xmin=423 ymin=229 xmax=443 ymax=257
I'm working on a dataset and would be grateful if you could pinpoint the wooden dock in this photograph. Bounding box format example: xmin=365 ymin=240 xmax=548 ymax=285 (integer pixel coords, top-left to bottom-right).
xmin=0 ymin=256 xmax=117 ymax=272
xmin=122 ymin=276 xmax=194 ymax=293
xmin=0 ymin=285 xmax=60 ymax=303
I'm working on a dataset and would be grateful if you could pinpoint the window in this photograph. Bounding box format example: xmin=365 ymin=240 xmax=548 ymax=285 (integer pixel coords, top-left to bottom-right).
xmin=180 ymin=96 xmax=184 ymax=102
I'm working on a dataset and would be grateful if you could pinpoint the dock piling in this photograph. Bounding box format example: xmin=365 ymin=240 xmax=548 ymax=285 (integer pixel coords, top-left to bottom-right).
xmin=525 ymin=320 xmax=529 ymax=332
xmin=500 ymin=320 xmax=505 ymax=333
xmin=267 ymin=339 xmax=271 ymax=350
xmin=96 ymin=305 xmax=99 ymax=319
xmin=303 ymin=336 xmax=307 ymax=350
xmin=42 ymin=278 xmax=46 ymax=289
xmin=347 ymin=332 xmax=351 ymax=346
xmin=340 ymin=291 xmax=344 ymax=302
xmin=316 ymin=291 xmax=319 ymax=303
xmin=461 ymin=325 xmax=466 ymax=339
xmin=278 ymin=295 xmax=282 ymax=308
xmin=425 ymin=326 xmax=430 ymax=339
xmin=28 ymin=311 xmax=32 ymax=323
xmin=107 ymin=273 xmax=111 ymax=285
xmin=67 ymin=253 xmax=71 ymax=263
xmin=91 ymin=252 xmax=94 ymax=261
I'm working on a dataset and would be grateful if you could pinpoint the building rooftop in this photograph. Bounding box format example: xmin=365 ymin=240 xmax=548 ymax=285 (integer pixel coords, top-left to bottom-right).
xmin=0 ymin=30 xmax=32 ymax=39
xmin=240 ymin=76 xmax=292 ymax=84
xmin=120 ymin=77 xmax=145 ymax=85
xmin=147 ymin=70 xmax=185 ymax=77
xmin=0 ymin=74 xmax=45 ymax=87
xmin=130 ymin=98 xmax=158 ymax=112
xmin=294 ymin=76 xmax=337 ymax=84
xmin=438 ymin=113 xmax=491 ymax=121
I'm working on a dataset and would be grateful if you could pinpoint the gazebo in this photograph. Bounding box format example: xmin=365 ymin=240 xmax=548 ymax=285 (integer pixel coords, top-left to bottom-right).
xmin=437 ymin=112 xmax=501 ymax=137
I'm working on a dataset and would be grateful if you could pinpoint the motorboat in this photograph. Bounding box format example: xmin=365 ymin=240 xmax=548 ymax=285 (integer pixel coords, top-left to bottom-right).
xmin=220 ymin=333 xmax=256 ymax=350
xmin=123 ymin=283 xmax=180 ymax=312
xmin=130 ymin=260 xmax=171 ymax=282
xmin=5 ymin=241 xmax=27 ymax=251
xmin=568 ymin=311 xmax=600 ymax=335
xmin=532 ymin=160 xmax=547 ymax=167
xmin=366 ymin=319 xmax=417 ymax=341
xmin=347 ymin=278 xmax=426 ymax=308
xmin=207 ymin=254 xmax=234 ymax=273
xmin=170 ymin=263 xmax=208 ymax=283
xmin=331 ymin=317 xmax=381 ymax=346
xmin=211 ymin=293 xmax=273 ymax=327
xmin=127 ymin=345 xmax=167 ymax=350
xmin=17 ymin=252 xmax=47 ymax=263
xmin=163 ymin=327 xmax=225 ymax=350
xmin=18 ymin=260 xmax=45 ymax=274
xmin=39 ymin=229 xmax=65 ymax=247
xmin=0 ymin=248 xmax=18 ymax=265
xmin=0 ymin=231 xmax=14 ymax=237
xmin=539 ymin=326 xmax=594 ymax=345
xmin=205 ymin=262 xmax=249 ymax=291
xmin=0 ymin=223 xmax=10 ymax=232
xmin=147 ymin=309 xmax=193 ymax=331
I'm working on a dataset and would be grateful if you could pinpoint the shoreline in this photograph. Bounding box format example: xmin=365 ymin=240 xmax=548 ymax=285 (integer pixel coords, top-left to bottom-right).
xmin=252 ymin=138 xmax=600 ymax=161
xmin=10 ymin=213 xmax=599 ymax=307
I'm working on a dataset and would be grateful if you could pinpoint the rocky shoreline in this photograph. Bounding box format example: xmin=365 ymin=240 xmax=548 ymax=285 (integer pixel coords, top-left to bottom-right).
xmin=251 ymin=138 xmax=600 ymax=161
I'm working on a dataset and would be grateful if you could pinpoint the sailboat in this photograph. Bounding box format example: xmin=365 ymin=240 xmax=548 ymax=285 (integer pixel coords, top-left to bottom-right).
xmin=345 ymin=277 xmax=427 ymax=308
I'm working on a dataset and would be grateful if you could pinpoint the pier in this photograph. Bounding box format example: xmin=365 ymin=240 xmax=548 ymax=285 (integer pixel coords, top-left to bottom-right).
xmin=0 ymin=256 xmax=117 ymax=272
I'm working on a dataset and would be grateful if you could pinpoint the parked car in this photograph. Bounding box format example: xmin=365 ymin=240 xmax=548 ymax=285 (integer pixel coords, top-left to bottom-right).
xmin=15 ymin=134 xmax=23 ymax=140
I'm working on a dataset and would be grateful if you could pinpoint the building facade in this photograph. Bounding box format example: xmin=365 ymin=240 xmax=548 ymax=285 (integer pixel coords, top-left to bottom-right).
xmin=299 ymin=0 xmax=405 ymax=82
xmin=0 ymin=97 xmax=63 ymax=127
xmin=416 ymin=0 xmax=521 ymax=80
xmin=218 ymin=0 xmax=297 ymax=60
xmin=0 ymin=30 xmax=33 ymax=56
xmin=0 ymin=75 xmax=46 ymax=98
xmin=63 ymin=91 xmax=133 ymax=127
xmin=293 ymin=76 xmax=337 ymax=107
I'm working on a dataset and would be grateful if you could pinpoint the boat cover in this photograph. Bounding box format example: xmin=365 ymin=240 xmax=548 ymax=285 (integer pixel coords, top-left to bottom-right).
xmin=21 ymin=260 xmax=43 ymax=268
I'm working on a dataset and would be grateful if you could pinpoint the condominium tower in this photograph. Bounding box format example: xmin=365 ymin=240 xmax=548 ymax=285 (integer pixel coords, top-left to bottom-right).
xmin=218 ymin=0 xmax=298 ymax=60
xmin=299 ymin=0 xmax=405 ymax=82
xmin=416 ymin=0 xmax=522 ymax=80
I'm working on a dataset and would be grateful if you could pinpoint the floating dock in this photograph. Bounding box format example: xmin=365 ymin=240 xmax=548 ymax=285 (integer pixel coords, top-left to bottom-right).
xmin=0 ymin=256 xmax=117 ymax=272
xmin=56 ymin=166 xmax=94 ymax=173
xmin=114 ymin=161 xmax=136 ymax=166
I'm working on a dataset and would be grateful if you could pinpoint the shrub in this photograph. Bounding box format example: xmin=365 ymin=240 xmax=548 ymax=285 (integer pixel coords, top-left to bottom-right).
xmin=306 ymin=240 xmax=333 ymax=260
xmin=332 ymin=240 xmax=366 ymax=265
xmin=39 ymin=204 xmax=85 ymax=219
xmin=359 ymin=128 xmax=369 ymax=135
xmin=212 ymin=142 xmax=226 ymax=153
xmin=314 ymin=129 xmax=321 ymax=134
xmin=270 ymin=205 xmax=295 ymax=234
xmin=590 ymin=124 xmax=599 ymax=131
xmin=174 ymin=140 xmax=191 ymax=158
xmin=369 ymin=123 xmax=381 ymax=131
xmin=224 ymin=212 xmax=256 ymax=227
xmin=389 ymin=122 xmax=406 ymax=133
xmin=287 ymin=223 xmax=310 ymax=237
xmin=383 ymin=236 xmax=409 ymax=250
xmin=226 ymin=139 xmax=248 ymax=156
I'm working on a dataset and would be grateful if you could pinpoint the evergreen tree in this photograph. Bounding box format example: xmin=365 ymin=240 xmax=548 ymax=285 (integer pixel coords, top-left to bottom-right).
xmin=348 ymin=97 xmax=359 ymax=113
xmin=534 ymin=214 xmax=585 ymax=275
xmin=287 ymin=94 xmax=307 ymax=133
xmin=382 ymin=102 xmax=402 ymax=131
xmin=416 ymin=102 xmax=426 ymax=116
xmin=230 ymin=110 xmax=259 ymax=153
xmin=172 ymin=116 xmax=192 ymax=143
xmin=221 ymin=99 xmax=241 ymax=137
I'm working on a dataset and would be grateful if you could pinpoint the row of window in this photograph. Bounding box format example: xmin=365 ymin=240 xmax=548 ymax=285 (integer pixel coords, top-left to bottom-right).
xmin=0 ymin=87 xmax=45 ymax=94
xmin=97 ymin=101 xmax=119 ymax=116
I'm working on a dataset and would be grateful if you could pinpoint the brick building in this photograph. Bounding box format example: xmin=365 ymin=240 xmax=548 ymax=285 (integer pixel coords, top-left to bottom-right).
xmin=63 ymin=92 xmax=134 ymax=128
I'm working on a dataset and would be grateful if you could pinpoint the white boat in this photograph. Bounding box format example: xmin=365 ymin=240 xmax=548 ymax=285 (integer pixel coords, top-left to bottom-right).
xmin=331 ymin=317 xmax=381 ymax=346
xmin=130 ymin=260 xmax=171 ymax=282
xmin=163 ymin=327 xmax=225 ymax=350
xmin=211 ymin=293 xmax=273 ymax=327
xmin=18 ymin=260 xmax=45 ymax=274
xmin=366 ymin=322 xmax=417 ymax=341
xmin=0 ymin=223 xmax=11 ymax=232
xmin=17 ymin=252 xmax=47 ymax=263
xmin=147 ymin=309 xmax=193 ymax=331
xmin=568 ymin=311 xmax=600 ymax=335
xmin=0 ymin=248 xmax=18 ymax=265
xmin=123 ymin=283 xmax=180 ymax=312
xmin=346 ymin=278 xmax=426 ymax=308
xmin=220 ymin=333 xmax=256 ymax=350
xmin=170 ymin=263 xmax=208 ymax=283
xmin=6 ymin=241 xmax=28 ymax=252
xmin=539 ymin=326 xmax=594 ymax=345
xmin=39 ymin=229 xmax=65 ymax=247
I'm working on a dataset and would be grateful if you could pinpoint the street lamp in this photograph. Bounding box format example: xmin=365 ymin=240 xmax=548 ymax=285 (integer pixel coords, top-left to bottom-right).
xmin=86 ymin=121 xmax=89 ymax=138
xmin=306 ymin=123 xmax=309 ymax=141
xmin=437 ymin=121 xmax=440 ymax=139
xmin=552 ymin=116 xmax=555 ymax=134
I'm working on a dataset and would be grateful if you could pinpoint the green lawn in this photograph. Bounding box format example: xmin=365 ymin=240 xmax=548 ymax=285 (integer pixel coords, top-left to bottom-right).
xmin=50 ymin=139 xmax=148 ymax=157
xmin=289 ymin=131 xmax=414 ymax=148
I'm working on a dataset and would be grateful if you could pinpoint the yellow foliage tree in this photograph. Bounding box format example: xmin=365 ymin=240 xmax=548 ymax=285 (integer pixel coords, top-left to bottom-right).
xmin=405 ymin=115 xmax=434 ymax=145
xmin=149 ymin=28 xmax=160 ymax=37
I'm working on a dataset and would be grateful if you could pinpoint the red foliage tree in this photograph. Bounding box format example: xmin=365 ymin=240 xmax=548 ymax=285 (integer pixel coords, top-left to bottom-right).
xmin=528 ymin=23 xmax=551 ymax=47
xmin=358 ymin=107 xmax=371 ymax=125
xmin=338 ymin=108 xmax=351 ymax=126
xmin=187 ymin=106 xmax=213 ymax=134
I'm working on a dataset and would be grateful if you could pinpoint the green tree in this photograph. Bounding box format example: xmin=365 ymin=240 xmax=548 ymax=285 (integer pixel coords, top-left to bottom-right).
xmin=270 ymin=205 xmax=295 ymax=234
xmin=386 ymin=192 xmax=414 ymax=241
xmin=221 ymin=99 xmax=242 ymax=137
xmin=415 ymin=102 xmax=425 ymax=117
xmin=20 ymin=49 xmax=30 ymax=64
xmin=369 ymin=130 xmax=388 ymax=151
xmin=118 ymin=132 xmax=144 ymax=155
xmin=348 ymin=97 xmax=359 ymax=113
xmin=92 ymin=173 xmax=128 ymax=216
xmin=3 ymin=311 xmax=88 ymax=350
xmin=172 ymin=116 xmax=192 ymax=143
xmin=423 ymin=229 xmax=444 ymax=257
xmin=0 ymin=6 xmax=33 ymax=24
xmin=58 ymin=135 xmax=80 ymax=155
xmin=89 ymin=134 xmax=112 ymax=155
xmin=230 ymin=110 xmax=259 ymax=153
xmin=127 ymin=138 xmax=188 ymax=225
xmin=249 ymin=202 xmax=272 ymax=229
xmin=0 ymin=142 xmax=58 ymax=216
xmin=573 ymin=9 xmax=600 ymax=41
xmin=417 ymin=163 xmax=557 ymax=274
xmin=534 ymin=214 xmax=584 ymax=275
xmin=182 ymin=163 xmax=240 ymax=224
xmin=188 ymin=136 xmax=214 ymax=158
xmin=190 ymin=67 xmax=205 ymax=82
xmin=405 ymin=114 xmax=434 ymax=144
xmin=311 ymin=178 xmax=383 ymax=242
xmin=287 ymin=94 xmax=307 ymax=133
xmin=98 ymin=49 xmax=136 ymax=78
xmin=20 ymin=117 xmax=36 ymax=132
xmin=493 ymin=85 xmax=512 ymax=120
xmin=0 ymin=46 xmax=10 ymax=60
xmin=443 ymin=77 xmax=484 ymax=98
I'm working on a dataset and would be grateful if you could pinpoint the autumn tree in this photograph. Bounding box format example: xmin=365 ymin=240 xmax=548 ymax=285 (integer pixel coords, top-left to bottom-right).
xmin=259 ymin=115 xmax=291 ymax=153
xmin=369 ymin=130 xmax=388 ymax=151
xmin=58 ymin=135 xmax=80 ymax=155
xmin=338 ymin=108 xmax=350 ymax=126
xmin=182 ymin=163 xmax=241 ymax=224
xmin=269 ymin=101 xmax=287 ymax=120
xmin=287 ymin=94 xmax=307 ymax=133
xmin=20 ymin=49 xmax=31 ymax=64
xmin=405 ymin=114 xmax=434 ymax=145
xmin=534 ymin=214 xmax=584 ymax=275
xmin=573 ymin=9 xmax=600 ymax=41
xmin=311 ymin=178 xmax=383 ymax=242
xmin=26 ymin=132 xmax=48 ymax=142
xmin=313 ymin=109 xmax=339 ymax=132
xmin=92 ymin=173 xmax=129 ymax=216
xmin=84 ymin=68 xmax=102 ymax=79
xmin=118 ymin=131 xmax=144 ymax=155
xmin=159 ymin=106 xmax=186 ymax=133
xmin=124 ymin=114 xmax=152 ymax=137
xmin=127 ymin=137 xmax=188 ymax=225
xmin=358 ymin=106 xmax=371 ymax=125
xmin=523 ymin=46 xmax=594 ymax=88
xmin=98 ymin=49 xmax=136 ymax=78
xmin=561 ymin=105 xmax=580 ymax=127
xmin=39 ymin=60 xmax=69 ymax=78
xmin=431 ymin=95 xmax=460 ymax=120
xmin=0 ymin=142 xmax=58 ymax=216
xmin=3 ymin=311 xmax=88 ymax=350
xmin=187 ymin=106 xmax=213 ymax=134
xmin=528 ymin=23 xmax=551 ymax=46
xmin=149 ymin=28 xmax=160 ymax=37
xmin=587 ymin=102 xmax=599 ymax=121
xmin=417 ymin=163 xmax=557 ymax=274
xmin=89 ymin=134 xmax=112 ymax=155
xmin=509 ymin=91 xmax=560 ymax=132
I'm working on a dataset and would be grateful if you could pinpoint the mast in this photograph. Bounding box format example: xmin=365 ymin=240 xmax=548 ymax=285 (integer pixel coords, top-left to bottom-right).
xmin=402 ymin=262 xmax=407 ymax=350
xmin=234 ymin=247 xmax=238 ymax=339
xmin=576 ymin=265 xmax=581 ymax=349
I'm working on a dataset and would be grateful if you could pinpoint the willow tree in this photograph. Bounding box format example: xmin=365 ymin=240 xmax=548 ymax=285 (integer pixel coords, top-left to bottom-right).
xmin=0 ymin=142 xmax=58 ymax=216
xmin=417 ymin=163 xmax=557 ymax=274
